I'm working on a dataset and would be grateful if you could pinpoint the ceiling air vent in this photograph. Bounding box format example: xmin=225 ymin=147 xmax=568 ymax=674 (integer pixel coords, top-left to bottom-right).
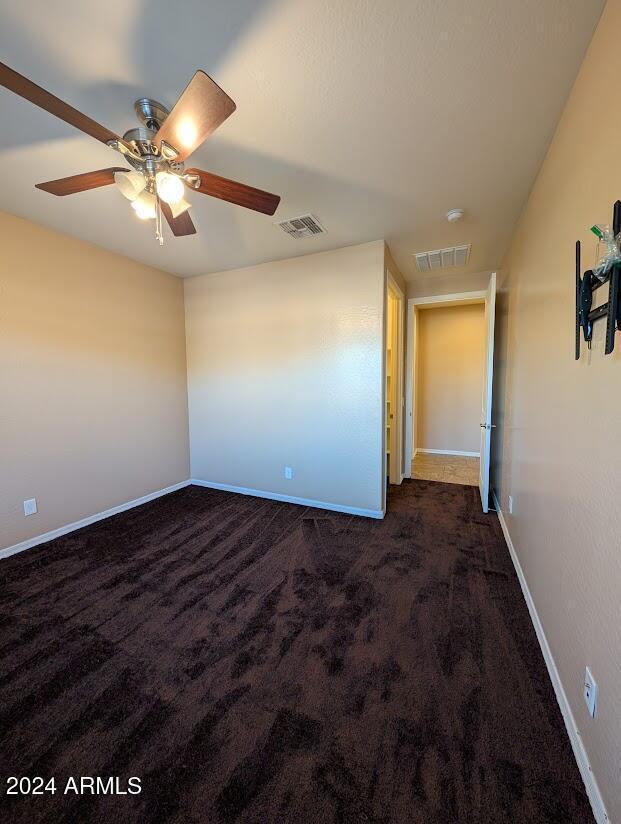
xmin=414 ymin=244 xmax=471 ymax=272
xmin=277 ymin=213 xmax=326 ymax=239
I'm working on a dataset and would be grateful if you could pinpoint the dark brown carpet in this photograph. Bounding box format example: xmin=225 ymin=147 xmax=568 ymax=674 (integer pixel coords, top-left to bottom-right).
xmin=0 ymin=480 xmax=592 ymax=823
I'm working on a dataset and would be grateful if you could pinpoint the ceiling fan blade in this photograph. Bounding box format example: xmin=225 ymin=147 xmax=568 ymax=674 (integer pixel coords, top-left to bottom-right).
xmin=35 ymin=168 xmax=129 ymax=196
xmin=0 ymin=61 xmax=126 ymax=146
xmin=154 ymin=71 xmax=236 ymax=162
xmin=185 ymin=168 xmax=280 ymax=215
xmin=160 ymin=202 xmax=197 ymax=237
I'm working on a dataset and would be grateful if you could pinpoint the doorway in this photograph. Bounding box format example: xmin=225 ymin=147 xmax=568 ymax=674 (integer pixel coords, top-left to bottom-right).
xmin=385 ymin=273 xmax=404 ymax=498
xmin=405 ymin=274 xmax=496 ymax=511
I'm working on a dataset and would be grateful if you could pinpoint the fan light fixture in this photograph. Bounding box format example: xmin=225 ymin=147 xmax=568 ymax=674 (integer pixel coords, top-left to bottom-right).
xmin=169 ymin=197 xmax=192 ymax=218
xmin=131 ymin=191 xmax=157 ymax=220
xmin=156 ymin=172 xmax=184 ymax=205
xmin=114 ymin=170 xmax=146 ymax=201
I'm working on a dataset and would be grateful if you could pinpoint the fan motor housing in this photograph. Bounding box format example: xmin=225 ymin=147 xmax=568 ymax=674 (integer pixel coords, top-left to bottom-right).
xmin=122 ymin=98 xmax=175 ymax=169
xmin=122 ymin=117 xmax=184 ymax=174
xmin=122 ymin=127 xmax=158 ymax=156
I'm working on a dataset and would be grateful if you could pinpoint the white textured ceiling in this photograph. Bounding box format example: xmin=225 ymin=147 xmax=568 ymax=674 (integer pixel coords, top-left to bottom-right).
xmin=0 ymin=0 xmax=604 ymax=281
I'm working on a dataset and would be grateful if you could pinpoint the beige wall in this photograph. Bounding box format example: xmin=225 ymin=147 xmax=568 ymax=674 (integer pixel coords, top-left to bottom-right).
xmin=407 ymin=269 xmax=492 ymax=299
xmin=0 ymin=211 xmax=190 ymax=551
xmin=185 ymin=241 xmax=385 ymax=515
xmin=416 ymin=304 xmax=484 ymax=454
xmin=492 ymin=1 xmax=621 ymax=818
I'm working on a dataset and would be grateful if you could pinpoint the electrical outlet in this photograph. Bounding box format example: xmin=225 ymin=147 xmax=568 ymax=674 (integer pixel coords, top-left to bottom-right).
xmin=584 ymin=667 xmax=597 ymax=718
xmin=23 ymin=498 xmax=37 ymax=516
xmin=508 ymin=495 xmax=514 ymax=515
xmin=284 ymin=466 xmax=294 ymax=480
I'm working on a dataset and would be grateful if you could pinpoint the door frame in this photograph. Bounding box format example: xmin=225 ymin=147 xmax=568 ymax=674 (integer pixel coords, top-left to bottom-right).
xmin=478 ymin=272 xmax=497 ymax=512
xmin=384 ymin=271 xmax=405 ymax=503
xmin=404 ymin=288 xmax=487 ymax=477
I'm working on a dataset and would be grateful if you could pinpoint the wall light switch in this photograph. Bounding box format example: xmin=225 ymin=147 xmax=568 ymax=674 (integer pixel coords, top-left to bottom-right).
xmin=284 ymin=467 xmax=294 ymax=480
xmin=584 ymin=667 xmax=597 ymax=719
xmin=23 ymin=498 xmax=37 ymax=516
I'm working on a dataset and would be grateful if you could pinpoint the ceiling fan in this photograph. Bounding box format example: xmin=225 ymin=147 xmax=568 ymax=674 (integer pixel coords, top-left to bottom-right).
xmin=0 ymin=61 xmax=281 ymax=243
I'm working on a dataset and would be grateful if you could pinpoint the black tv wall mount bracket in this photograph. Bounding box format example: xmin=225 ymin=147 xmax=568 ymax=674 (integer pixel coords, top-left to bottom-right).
xmin=575 ymin=199 xmax=621 ymax=358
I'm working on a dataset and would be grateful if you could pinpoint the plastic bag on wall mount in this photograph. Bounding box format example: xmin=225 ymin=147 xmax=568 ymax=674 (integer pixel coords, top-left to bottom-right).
xmin=592 ymin=224 xmax=621 ymax=280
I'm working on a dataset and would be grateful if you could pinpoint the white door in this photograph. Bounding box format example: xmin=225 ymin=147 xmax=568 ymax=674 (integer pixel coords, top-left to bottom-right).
xmin=478 ymin=272 xmax=496 ymax=512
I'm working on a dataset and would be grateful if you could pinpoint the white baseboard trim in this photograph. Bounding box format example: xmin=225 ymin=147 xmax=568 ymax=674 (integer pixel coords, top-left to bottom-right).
xmin=492 ymin=491 xmax=609 ymax=824
xmin=1 ymin=480 xmax=192 ymax=561
xmin=416 ymin=448 xmax=480 ymax=458
xmin=191 ymin=479 xmax=384 ymax=519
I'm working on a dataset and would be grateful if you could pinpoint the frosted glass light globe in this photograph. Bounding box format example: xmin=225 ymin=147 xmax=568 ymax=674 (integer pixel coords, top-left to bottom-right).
xmin=170 ymin=197 xmax=191 ymax=218
xmin=131 ymin=191 xmax=157 ymax=220
xmin=114 ymin=171 xmax=146 ymax=201
xmin=156 ymin=172 xmax=184 ymax=205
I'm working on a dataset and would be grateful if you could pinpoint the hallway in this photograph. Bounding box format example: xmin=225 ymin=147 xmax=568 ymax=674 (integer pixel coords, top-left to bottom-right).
xmin=412 ymin=452 xmax=479 ymax=486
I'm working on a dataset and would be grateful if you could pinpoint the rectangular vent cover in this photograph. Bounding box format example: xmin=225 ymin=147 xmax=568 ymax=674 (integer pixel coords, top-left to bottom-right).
xmin=414 ymin=244 xmax=470 ymax=272
xmin=277 ymin=213 xmax=326 ymax=239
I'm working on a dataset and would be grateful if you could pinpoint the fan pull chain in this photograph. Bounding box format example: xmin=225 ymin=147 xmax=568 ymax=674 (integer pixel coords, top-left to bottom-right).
xmin=155 ymin=195 xmax=164 ymax=246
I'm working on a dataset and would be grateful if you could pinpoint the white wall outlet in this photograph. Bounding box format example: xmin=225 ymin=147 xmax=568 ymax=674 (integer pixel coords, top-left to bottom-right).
xmin=508 ymin=495 xmax=514 ymax=515
xmin=23 ymin=498 xmax=37 ymax=516
xmin=584 ymin=666 xmax=597 ymax=718
xmin=284 ymin=466 xmax=294 ymax=480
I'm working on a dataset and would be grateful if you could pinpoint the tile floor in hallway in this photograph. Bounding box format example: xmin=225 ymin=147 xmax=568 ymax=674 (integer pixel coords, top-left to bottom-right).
xmin=412 ymin=452 xmax=479 ymax=485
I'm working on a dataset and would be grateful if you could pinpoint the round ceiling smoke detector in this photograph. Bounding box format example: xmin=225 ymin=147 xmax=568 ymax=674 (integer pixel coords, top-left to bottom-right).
xmin=446 ymin=208 xmax=464 ymax=223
